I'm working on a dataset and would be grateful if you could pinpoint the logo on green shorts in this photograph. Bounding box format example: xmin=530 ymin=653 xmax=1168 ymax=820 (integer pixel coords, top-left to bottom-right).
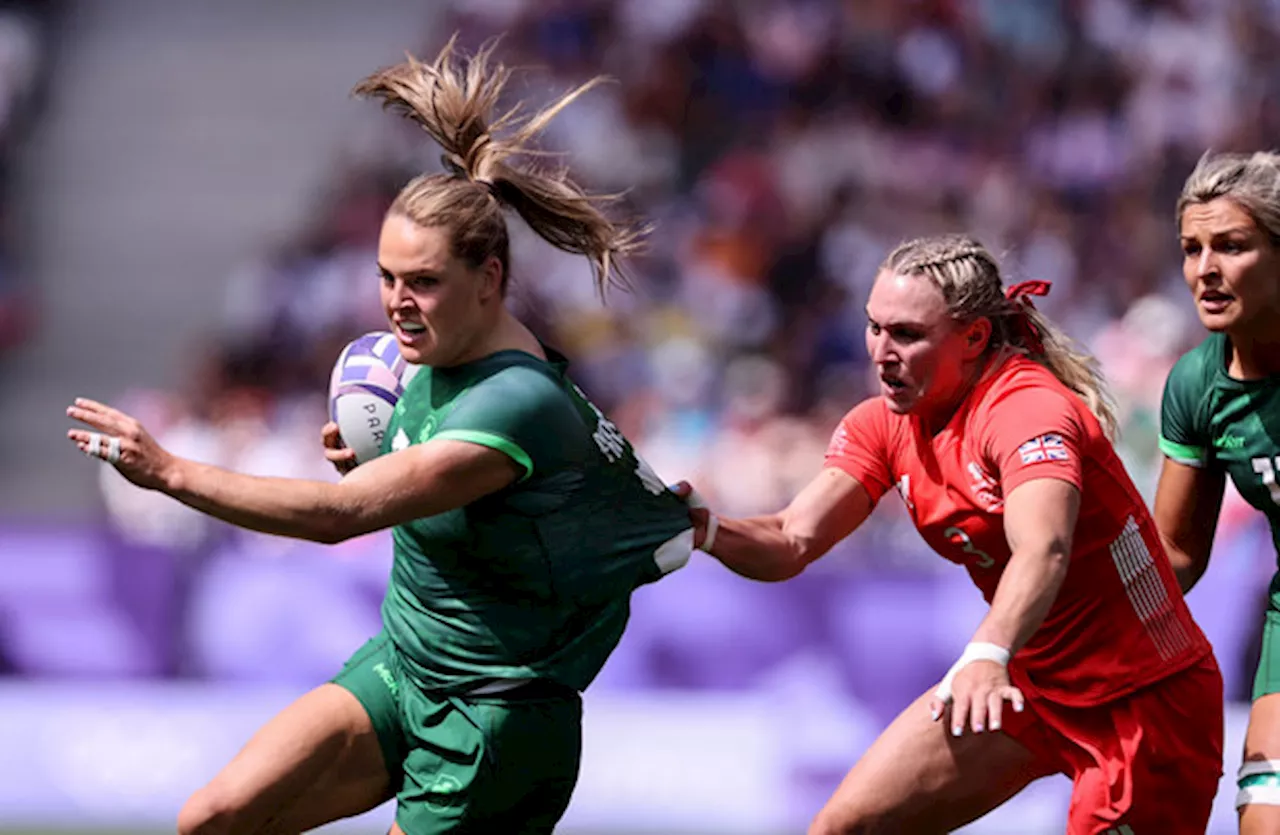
xmin=424 ymin=773 xmax=464 ymax=812
xmin=372 ymin=662 xmax=398 ymax=696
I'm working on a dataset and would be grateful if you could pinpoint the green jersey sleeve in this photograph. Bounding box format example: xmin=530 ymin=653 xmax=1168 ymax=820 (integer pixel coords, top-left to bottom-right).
xmin=434 ymin=365 xmax=584 ymax=481
xmin=1159 ymin=339 xmax=1217 ymax=468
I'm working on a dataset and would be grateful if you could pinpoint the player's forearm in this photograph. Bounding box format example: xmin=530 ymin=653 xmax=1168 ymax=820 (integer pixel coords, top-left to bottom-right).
xmin=707 ymin=515 xmax=811 ymax=582
xmin=972 ymin=545 xmax=1070 ymax=654
xmin=1160 ymin=533 xmax=1210 ymax=594
xmin=163 ymin=458 xmax=358 ymax=543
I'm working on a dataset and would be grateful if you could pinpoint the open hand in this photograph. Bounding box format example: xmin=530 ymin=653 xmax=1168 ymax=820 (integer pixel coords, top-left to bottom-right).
xmin=66 ymin=397 xmax=175 ymax=491
xmin=930 ymin=660 xmax=1024 ymax=737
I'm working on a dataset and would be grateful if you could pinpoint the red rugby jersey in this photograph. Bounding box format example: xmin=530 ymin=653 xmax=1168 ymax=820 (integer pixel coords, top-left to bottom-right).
xmin=825 ymin=354 xmax=1210 ymax=706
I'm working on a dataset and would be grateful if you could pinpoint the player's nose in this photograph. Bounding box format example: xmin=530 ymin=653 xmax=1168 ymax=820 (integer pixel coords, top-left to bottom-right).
xmin=867 ymin=332 xmax=892 ymax=364
xmin=386 ymin=278 xmax=417 ymax=310
xmin=1195 ymin=248 xmax=1220 ymax=282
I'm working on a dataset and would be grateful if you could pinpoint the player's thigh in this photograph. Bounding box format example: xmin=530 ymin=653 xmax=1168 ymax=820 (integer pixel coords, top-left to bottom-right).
xmin=1240 ymin=693 xmax=1280 ymax=835
xmin=809 ymin=688 xmax=1051 ymax=835
xmin=396 ymin=691 xmax=582 ymax=835
xmin=178 ymin=683 xmax=391 ymax=835
xmin=475 ymin=695 xmax=583 ymax=833
xmin=1069 ymin=656 xmax=1222 ymax=835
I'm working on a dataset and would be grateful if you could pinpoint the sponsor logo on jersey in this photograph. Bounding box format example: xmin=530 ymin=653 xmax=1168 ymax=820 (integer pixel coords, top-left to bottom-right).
xmin=416 ymin=414 xmax=437 ymax=443
xmin=391 ymin=428 xmax=410 ymax=452
xmin=1018 ymin=433 xmax=1069 ymax=464
xmin=966 ymin=461 xmax=1003 ymax=511
xmin=1215 ymin=433 xmax=1245 ymax=450
xmin=829 ymin=424 xmax=852 ymax=459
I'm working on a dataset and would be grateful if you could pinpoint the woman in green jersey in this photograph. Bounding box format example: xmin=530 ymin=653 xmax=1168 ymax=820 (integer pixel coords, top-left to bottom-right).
xmin=1157 ymin=150 xmax=1280 ymax=834
xmin=65 ymin=39 xmax=695 ymax=835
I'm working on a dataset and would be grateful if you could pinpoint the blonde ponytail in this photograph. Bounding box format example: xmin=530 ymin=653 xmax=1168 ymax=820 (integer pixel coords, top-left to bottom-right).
xmin=353 ymin=36 xmax=645 ymax=296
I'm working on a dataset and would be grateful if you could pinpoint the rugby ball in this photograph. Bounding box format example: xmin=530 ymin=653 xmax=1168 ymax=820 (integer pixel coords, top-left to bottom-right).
xmin=328 ymin=331 xmax=419 ymax=465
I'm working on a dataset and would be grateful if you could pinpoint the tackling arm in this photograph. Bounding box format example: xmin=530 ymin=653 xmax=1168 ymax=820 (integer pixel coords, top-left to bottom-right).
xmin=701 ymin=468 xmax=874 ymax=581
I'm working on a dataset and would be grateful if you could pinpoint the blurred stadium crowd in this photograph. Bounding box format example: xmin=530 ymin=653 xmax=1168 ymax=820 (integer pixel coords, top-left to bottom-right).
xmin=0 ymin=0 xmax=56 ymax=361
xmin=7 ymin=0 xmax=1278 ymax=730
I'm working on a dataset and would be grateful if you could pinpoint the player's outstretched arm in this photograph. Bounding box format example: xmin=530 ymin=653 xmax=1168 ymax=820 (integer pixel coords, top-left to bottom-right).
xmin=1153 ymin=457 xmax=1226 ymax=593
xmin=685 ymin=468 xmax=874 ymax=582
xmin=934 ymin=476 xmax=1077 ymax=737
xmin=66 ymin=397 xmax=521 ymax=543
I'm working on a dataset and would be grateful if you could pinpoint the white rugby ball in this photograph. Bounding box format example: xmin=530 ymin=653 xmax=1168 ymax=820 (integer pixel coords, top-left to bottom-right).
xmin=328 ymin=331 xmax=419 ymax=465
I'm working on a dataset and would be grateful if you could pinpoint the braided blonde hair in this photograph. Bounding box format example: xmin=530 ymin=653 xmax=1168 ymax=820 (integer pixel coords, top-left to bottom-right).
xmin=882 ymin=234 xmax=1117 ymax=438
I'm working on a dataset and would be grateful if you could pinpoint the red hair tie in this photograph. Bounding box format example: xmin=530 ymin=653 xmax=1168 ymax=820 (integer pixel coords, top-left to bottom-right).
xmin=1005 ymin=279 xmax=1052 ymax=301
xmin=1004 ymin=280 xmax=1052 ymax=354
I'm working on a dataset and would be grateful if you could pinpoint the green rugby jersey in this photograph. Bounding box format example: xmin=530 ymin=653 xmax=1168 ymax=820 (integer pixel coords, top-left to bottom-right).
xmin=379 ymin=347 xmax=693 ymax=693
xmin=1160 ymin=332 xmax=1280 ymax=558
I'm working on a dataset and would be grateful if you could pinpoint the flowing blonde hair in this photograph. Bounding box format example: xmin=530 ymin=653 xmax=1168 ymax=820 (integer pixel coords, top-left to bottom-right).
xmin=353 ymin=36 xmax=645 ymax=295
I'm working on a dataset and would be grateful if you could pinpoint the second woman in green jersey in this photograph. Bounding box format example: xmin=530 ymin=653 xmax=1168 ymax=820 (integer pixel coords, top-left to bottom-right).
xmin=1157 ymin=150 xmax=1280 ymax=834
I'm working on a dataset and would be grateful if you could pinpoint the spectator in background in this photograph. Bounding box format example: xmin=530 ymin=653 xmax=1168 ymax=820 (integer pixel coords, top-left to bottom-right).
xmin=0 ymin=1 xmax=57 ymax=359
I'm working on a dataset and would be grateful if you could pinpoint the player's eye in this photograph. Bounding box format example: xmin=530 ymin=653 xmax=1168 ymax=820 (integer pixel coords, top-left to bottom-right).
xmin=867 ymin=322 xmax=881 ymax=336
xmin=1181 ymin=242 xmax=1200 ymax=257
xmin=1219 ymin=240 xmax=1244 ymax=254
xmin=891 ymin=327 xmax=923 ymax=343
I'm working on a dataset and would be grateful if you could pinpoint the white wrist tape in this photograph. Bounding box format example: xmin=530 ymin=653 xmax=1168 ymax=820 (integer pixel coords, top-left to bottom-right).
xmin=701 ymin=513 xmax=719 ymax=553
xmin=935 ymin=642 xmax=1010 ymax=703
xmin=683 ymin=488 xmax=719 ymax=553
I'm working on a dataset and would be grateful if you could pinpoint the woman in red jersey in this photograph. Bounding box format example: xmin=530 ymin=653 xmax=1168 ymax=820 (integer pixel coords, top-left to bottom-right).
xmin=682 ymin=234 xmax=1223 ymax=834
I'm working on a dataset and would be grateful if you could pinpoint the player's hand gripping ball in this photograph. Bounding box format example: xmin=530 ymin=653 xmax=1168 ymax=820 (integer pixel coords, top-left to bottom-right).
xmin=326 ymin=331 xmax=420 ymax=471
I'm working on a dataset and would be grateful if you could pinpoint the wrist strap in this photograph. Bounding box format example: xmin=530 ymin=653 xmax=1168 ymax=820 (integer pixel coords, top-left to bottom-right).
xmin=958 ymin=642 xmax=1011 ymax=668
xmin=683 ymin=488 xmax=719 ymax=553
xmin=935 ymin=642 xmax=1010 ymax=702
xmin=701 ymin=513 xmax=720 ymax=553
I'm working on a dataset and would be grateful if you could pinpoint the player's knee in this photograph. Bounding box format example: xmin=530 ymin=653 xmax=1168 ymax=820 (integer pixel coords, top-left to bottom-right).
xmin=177 ymin=785 xmax=246 ymax=835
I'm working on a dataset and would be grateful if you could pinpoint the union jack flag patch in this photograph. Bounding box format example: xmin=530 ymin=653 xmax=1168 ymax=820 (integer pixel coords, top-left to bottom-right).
xmin=1018 ymin=433 xmax=1069 ymax=464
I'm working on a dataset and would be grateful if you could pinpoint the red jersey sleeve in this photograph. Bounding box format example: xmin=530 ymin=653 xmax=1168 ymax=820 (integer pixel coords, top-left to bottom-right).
xmin=982 ymin=384 xmax=1086 ymax=495
xmin=824 ymin=398 xmax=894 ymax=503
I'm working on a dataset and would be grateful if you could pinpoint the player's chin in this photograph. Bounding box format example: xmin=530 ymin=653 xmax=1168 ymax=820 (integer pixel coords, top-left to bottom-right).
xmin=394 ymin=338 xmax=433 ymax=365
xmin=1195 ymin=309 xmax=1236 ymax=333
xmin=880 ymin=385 xmax=916 ymax=412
